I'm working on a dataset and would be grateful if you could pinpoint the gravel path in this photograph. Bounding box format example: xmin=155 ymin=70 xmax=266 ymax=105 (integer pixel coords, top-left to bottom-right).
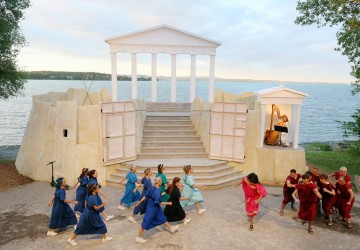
xmin=0 ymin=182 xmax=359 ymax=250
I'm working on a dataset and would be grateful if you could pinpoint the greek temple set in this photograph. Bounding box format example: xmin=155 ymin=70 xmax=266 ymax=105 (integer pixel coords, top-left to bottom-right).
xmin=16 ymin=25 xmax=308 ymax=188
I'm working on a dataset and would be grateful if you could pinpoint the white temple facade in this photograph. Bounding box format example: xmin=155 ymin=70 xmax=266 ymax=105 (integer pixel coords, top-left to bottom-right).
xmin=105 ymin=25 xmax=221 ymax=103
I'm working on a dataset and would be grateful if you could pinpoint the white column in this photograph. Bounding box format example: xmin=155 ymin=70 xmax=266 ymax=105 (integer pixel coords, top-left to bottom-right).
xmin=259 ymin=104 xmax=266 ymax=147
xmin=209 ymin=55 xmax=215 ymax=102
xmin=111 ymin=52 xmax=117 ymax=101
xmin=131 ymin=53 xmax=137 ymax=99
xmin=171 ymin=54 xmax=177 ymax=102
xmin=293 ymin=105 xmax=302 ymax=149
xmin=151 ymin=53 xmax=157 ymax=102
xmin=190 ymin=54 xmax=196 ymax=102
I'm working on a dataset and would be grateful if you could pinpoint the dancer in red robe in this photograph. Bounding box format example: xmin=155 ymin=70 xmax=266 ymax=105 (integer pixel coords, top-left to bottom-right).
xmin=280 ymin=169 xmax=301 ymax=216
xmin=235 ymin=173 xmax=267 ymax=231
xmin=329 ymin=166 xmax=352 ymax=184
xmin=292 ymin=173 xmax=322 ymax=234
xmin=318 ymin=174 xmax=336 ymax=225
xmin=336 ymin=176 xmax=355 ymax=228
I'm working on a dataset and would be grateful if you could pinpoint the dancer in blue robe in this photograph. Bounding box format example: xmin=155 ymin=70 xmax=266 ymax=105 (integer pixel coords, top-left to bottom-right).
xmin=118 ymin=165 xmax=140 ymax=210
xmin=87 ymin=169 xmax=113 ymax=221
xmin=47 ymin=178 xmax=78 ymax=236
xmin=73 ymin=168 xmax=89 ymax=213
xmin=135 ymin=177 xmax=179 ymax=243
xmin=67 ymin=184 xmax=112 ymax=246
xmin=128 ymin=168 xmax=153 ymax=223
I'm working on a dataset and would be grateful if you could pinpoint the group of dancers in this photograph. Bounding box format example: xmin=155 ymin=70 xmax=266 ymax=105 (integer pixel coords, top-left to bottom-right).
xmin=279 ymin=166 xmax=355 ymax=234
xmin=47 ymin=164 xmax=206 ymax=246
xmin=46 ymin=164 xmax=355 ymax=246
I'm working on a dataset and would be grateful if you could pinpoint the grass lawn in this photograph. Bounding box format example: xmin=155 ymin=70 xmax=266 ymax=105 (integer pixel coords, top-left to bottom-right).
xmin=306 ymin=150 xmax=360 ymax=179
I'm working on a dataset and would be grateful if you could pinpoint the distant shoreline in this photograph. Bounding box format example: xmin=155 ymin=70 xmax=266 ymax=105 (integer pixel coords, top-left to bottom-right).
xmin=24 ymin=71 xmax=351 ymax=85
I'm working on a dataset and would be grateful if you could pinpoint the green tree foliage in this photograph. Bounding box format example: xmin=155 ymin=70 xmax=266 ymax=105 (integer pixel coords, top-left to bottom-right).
xmin=295 ymin=0 xmax=360 ymax=93
xmin=295 ymin=0 xmax=360 ymax=153
xmin=0 ymin=0 xmax=30 ymax=99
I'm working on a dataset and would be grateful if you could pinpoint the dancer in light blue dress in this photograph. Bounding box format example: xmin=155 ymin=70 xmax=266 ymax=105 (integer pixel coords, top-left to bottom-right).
xmin=118 ymin=164 xmax=141 ymax=210
xmin=135 ymin=177 xmax=179 ymax=243
xmin=180 ymin=165 xmax=206 ymax=215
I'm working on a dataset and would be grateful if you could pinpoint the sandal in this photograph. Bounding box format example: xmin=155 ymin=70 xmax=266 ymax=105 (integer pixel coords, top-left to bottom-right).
xmin=249 ymin=225 xmax=254 ymax=231
xmin=279 ymin=210 xmax=284 ymax=216
xmin=308 ymin=228 xmax=313 ymax=234
xmin=327 ymin=220 xmax=333 ymax=226
xmin=291 ymin=206 xmax=297 ymax=211
xmin=301 ymin=220 xmax=306 ymax=225
xmin=347 ymin=222 xmax=352 ymax=228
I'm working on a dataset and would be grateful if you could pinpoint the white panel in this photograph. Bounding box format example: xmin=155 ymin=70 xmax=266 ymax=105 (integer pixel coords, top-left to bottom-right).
xmin=235 ymin=128 xmax=246 ymax=137
xmin=221 ymin=136 xmax=234 ymax=158
xmin=212 ymin=103 xmax=223 ymax=112
xmin=210 ymin=135 xmax=222 ymax=157
xmin=236 ymin=103 xmax=247 ymax=113
xmin=224 ymin=103 xmax=235 ymax=113
xmin=107 ymin=137 xmax=123 ymax=160
xmin=106 ymin=114 xmax=123 ymax=137
xmin=223 ymin=114 xmax=234 ymax=135
xmin=210 ymin=113 xmax=223 ymax=134
xmin=124 ymin=112 xmax=136 ymax=135
xmin=236 ymin=113 xmax=247 ymax=121
xmin=113 ymin=102 xmax=125 ymax=112
xmin=125 ymin=101 xmax=135 ymax=112
xmin=102 ymin=103 xmax=113 ymax=113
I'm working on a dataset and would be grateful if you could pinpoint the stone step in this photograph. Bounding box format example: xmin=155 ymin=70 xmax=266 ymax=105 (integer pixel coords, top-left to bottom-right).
xmin=146 ymin=115 xmax=190 ymax=121
xmin=106 ymin=171 xmax=246 ymax=189
xmin=137 ymin=152 xmax=208 ymax=159
xmin=142 ymin=135 xmax=201 ymax=142
xmin=141 ymin=141 xmax=204 ymax=147
xmin=146 ymin=102 xmax=191 ymax=109
xmin=146 ymin=109 xmax=190 ymax=112
xmin=143 ymin=130 xmax=197 ymax=136
xmin=145 ymin=120 xmax=192 ymax=126
xmin=144 ymin=125 xmax=194 ymax=131
xmin=115 ymin=165 xmax=234 ymax=176
xmin=141 ymin=146 xmax=206 ymax=153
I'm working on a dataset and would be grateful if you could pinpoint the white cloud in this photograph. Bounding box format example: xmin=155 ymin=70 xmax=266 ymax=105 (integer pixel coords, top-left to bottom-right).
xmin=17 ymin=0 xmax=353 ymax=83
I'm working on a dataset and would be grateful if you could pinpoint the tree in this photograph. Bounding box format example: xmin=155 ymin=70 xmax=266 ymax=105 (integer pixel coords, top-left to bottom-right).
xmin=0 ymin=0 xmax=31 ymax=99
xmin=295 ymin=0 xmax=360 ymax=153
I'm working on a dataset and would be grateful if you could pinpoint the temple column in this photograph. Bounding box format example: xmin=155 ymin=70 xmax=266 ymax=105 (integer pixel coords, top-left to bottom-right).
xmin=209 ymin=55 xmax=215 ymax=102
xmin=131 ymin=53 xmax=137 ymax=99
xmin=190 ymin=54 xmax=196 ymax=102
xmin=259 ymin=104 xmax=266 ymax=147
xmin=151 ymin=53 xmax=157 ymax=102
xmin=111 ymin=52 xmax=117 ymax=101
xmin=293 ymin=104 xmax=302 ymax=149
xmin=171 ymin=54 xmax=177 ymax=102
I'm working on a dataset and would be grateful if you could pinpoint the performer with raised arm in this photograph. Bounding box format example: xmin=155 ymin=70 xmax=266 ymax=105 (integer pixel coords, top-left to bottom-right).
xmin=235 ymin=173 xmax=267 ymax=231
xmin=292 ymin=173 xmax=322 ymax=234
xmin=329 ymin=166 xmax=352 ymax=184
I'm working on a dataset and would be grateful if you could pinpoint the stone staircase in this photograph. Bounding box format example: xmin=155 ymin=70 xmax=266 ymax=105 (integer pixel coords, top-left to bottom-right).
xmin=106 ymin=102 xmax=247 ymax=189
xmin=139 ymin=102 xmax=208 ymax=159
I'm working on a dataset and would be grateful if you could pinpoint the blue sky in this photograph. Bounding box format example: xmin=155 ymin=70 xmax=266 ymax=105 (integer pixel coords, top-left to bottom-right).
xmin=18 ymin=0 xmax=353 ymax=83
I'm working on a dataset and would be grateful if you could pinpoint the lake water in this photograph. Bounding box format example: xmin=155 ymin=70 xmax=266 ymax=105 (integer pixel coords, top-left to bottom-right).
xmin=0 ymin=80 xmax=358 ymax=146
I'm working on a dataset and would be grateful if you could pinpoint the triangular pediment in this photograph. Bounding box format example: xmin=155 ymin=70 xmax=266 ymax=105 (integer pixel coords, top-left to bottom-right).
xmin=105 ymin=25 xmax=221 ymax=47
xmin=256 ymin=87 xmax=308 ymax=98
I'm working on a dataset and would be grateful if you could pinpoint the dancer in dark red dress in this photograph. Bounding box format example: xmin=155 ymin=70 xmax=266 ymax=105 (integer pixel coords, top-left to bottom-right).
xmin=280 ymin=169 xmax=301 ymax=216
xmin=336 ymin=176 xmax=355 ymax=228
xmin=318 ymin=174 xmax=336 ymax=225
xmin=292 ymin=173 xmax=322 ymax=234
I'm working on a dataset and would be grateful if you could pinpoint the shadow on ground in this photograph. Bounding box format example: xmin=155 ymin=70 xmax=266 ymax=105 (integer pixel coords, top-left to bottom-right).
xmin=0 ymin=209 xmax=49 ymax=246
